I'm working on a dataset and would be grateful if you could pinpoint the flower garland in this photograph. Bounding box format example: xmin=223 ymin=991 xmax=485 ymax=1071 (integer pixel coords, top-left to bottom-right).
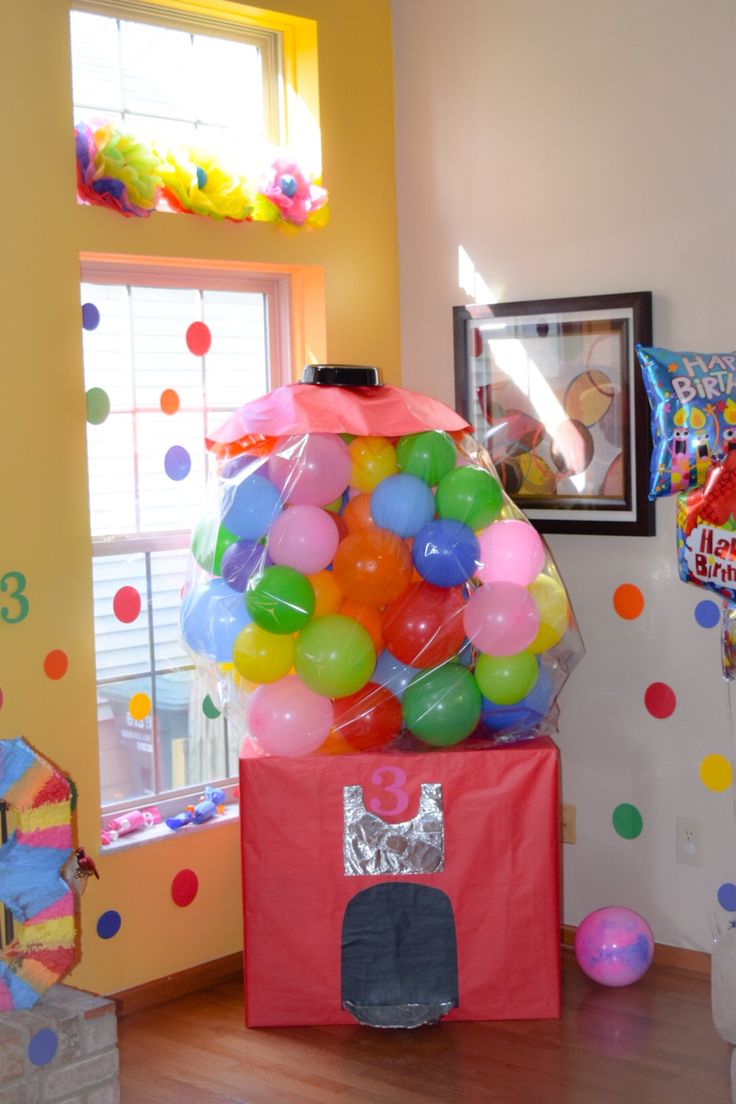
xmin=75 ymin=122 xmax=329 ymax=229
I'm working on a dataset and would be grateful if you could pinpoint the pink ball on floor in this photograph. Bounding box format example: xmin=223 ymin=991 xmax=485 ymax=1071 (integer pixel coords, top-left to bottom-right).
xmin=574 ymin=906 xmax=654 ymax=987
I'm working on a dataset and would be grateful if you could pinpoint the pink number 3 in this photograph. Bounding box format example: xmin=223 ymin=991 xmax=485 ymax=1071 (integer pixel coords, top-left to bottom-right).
xmin=369 ymin=766 xmax=409 ymax=817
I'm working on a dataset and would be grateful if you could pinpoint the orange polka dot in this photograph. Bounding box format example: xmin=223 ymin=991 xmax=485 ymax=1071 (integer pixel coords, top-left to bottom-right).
xmin=129 ymin=692 xmax=152 ymax=721
xmin=44 ymin=650 xmax=68 ymax=680
xmin=613 ymin=583 xmax=644 ymax=620
xmin=160 ymin=389 xmax=181 ymax=415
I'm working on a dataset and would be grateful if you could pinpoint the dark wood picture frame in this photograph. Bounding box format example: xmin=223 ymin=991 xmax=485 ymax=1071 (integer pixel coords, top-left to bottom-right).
xmin=453 ymin=291 xmax=655 ymax=536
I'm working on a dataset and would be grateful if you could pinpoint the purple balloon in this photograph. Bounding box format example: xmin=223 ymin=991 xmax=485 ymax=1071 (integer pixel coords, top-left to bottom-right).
xmin=221 ymin=540 xmax=270 ymax=592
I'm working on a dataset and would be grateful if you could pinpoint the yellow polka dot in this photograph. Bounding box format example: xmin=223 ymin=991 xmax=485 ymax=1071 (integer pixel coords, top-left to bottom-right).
xmin=129 ymin=692 xmax=151 ymax=721
xmin=699 ymin=754 xmax=733 ymax=792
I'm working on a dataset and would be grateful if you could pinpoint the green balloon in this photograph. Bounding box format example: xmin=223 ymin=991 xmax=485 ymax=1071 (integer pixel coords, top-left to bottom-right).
xmin=191 ymin=514 xmax=239 ymax=575
xmin=396 ymin=431 xmax=457 ymax=486
xmin=475 ymin=651 xmax=538 ymax=705
xmin=295 ymin=614 xmax=376 ymax=697
xmin=402 ymin=663 xmax=481 ymax=746
xmin=436 ymin=466 xmax=503 ymax=530
xmin=246 ymin=566 xmax=315 ymax=634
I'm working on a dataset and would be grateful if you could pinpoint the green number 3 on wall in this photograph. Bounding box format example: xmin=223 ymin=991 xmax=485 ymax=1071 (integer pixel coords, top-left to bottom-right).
xmin=1 ymin=571 xmax=29 ymax=624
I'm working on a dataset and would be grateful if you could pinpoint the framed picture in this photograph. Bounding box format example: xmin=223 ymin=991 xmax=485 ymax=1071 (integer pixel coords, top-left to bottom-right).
xmin=453 ymin=291 xmax=655 ymax=536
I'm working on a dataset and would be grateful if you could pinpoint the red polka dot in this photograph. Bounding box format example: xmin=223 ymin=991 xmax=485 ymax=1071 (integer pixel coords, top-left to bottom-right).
xmin=160 ymin=389 xmax=180 ymax=416
xmin=44 ymin=650 xmax=69 ymax=680
xmin=644 ymin=681 xmax=676 ymax=719
xmin=172 ymin=869 xmax=199 ymax=908
xmin=185 ymin=322 xmax=211 ymax=357
xmin=112 ymin=586 xmax=141 ymax=624
xmin=0 ymin=687 xmax=4 ymax=709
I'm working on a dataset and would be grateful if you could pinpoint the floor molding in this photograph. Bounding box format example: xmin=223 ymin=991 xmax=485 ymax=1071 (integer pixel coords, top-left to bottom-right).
xmin=561 ymin=923 xmax=710 ymax=975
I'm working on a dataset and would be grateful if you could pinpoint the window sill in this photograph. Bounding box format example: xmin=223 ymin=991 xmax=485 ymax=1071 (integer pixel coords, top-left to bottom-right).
xmin=99 ymin=802 xmax=240 ymax=854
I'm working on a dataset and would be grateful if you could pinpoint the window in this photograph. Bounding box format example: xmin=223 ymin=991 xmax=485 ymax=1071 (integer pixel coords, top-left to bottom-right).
xmin=81 ymin=259 xmax=290 ymax=825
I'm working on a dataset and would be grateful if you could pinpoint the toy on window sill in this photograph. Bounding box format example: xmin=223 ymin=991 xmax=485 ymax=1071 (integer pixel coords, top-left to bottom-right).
xmin=165 ymin=787 xmax=227 ymax=831
xmin=100 ymin=805 xmax=162 ymax=845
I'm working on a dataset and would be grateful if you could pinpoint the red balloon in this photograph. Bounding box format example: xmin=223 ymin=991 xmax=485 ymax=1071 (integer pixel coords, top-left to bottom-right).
xmin=333 ymin=682 xmax=403 ymax=750
xmin=383 ymin=582 xmax=467 ymax=668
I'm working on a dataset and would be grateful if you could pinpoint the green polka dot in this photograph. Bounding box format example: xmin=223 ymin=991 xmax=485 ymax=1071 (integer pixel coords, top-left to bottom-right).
xmin=86 ymin=387 xmax=110 ymax=425
xmin=202 ymin=695 xmax=221 ymax=719
xmin=612 ymin=803 xmax=643 ymax=839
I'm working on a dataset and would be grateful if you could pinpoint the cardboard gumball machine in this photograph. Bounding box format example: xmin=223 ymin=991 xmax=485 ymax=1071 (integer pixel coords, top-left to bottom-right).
xmin=181 ymin=365 xmax=584 ymax=1027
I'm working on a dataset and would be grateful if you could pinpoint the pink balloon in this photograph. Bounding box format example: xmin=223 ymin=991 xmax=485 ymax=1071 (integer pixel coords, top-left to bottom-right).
xmin=246 ymin=675 xmax=334 ymax=756
xmin=463 ymin=582 xmax=541 ymax=656
xmin=477 ymin=519 xmax=545 ymax=586
xmin=268 ymin=434 xmax=351 ymax=506
xmin=267 ymin=505 xmax=339 ymax=574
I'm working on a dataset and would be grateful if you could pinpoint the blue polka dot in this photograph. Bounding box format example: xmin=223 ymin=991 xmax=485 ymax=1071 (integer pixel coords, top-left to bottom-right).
xmin=695 ymin=599 xmax=720 ymax=629
xmin=28 ymin=1028 xmax=58 ymax=1067
xmin=718 ymin=883 xmax=736 ymax=911
xmin=82 ymin=303 xmax=100 ymax=331
xmin=164 ymin=446 xmax=191 ymax=481
xmin=96 ymin=909 xmax=122 ymax=939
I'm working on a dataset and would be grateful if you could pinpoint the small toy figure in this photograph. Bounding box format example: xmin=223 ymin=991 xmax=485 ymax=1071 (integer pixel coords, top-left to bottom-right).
xmin=165 ymin=786 xmax=227 ymax=831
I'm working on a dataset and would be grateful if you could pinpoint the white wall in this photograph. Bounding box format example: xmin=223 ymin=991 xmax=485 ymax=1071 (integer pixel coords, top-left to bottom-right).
xmin=392 ymin=0 xmax=736 ymax=951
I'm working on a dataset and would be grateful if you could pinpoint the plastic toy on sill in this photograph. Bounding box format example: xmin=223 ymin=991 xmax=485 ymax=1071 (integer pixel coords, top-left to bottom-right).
xmin=101 ymin=805 xmax=162 ymax=845
xmin=165 ymin=786 xmax=227 ymax=831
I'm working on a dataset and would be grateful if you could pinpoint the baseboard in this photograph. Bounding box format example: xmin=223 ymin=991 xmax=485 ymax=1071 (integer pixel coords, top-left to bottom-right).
xmin=561 ymin=923 xmax=710 ymax=975
xmin=110 ymin=951 xmax=243 ymax=1017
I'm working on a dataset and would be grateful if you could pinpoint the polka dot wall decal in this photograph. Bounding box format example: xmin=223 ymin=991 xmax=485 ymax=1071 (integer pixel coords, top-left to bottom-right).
xmin=43 ymin=650 xmax=68 ymax=680
xmin=86 ymin=387 xmax=110 ymax=426
xmin=172 ymin=868 xmax=199 ymax=908
xmin=699 ymin=754 xmax=732 ymax=792
xmin=612 ymin=803 xmax=643 ymax=839
xmin=113 ymin=585 xmax=141 ymax=624
xmin=28 ymin=1028 xmax=58 ymax=1067
xmin=82 ymin=302 xmax=100 ymax=331
xmin=129 ymin=692 xmax=151 ymax=721
xmin=96 ymin=910 xmax=122 ymax=940
xmin=164 ymin=445 xmax=191 ymax=481
xmin=718 ymin=883 xmax=736 ymax=911
xmin=160 ymin=388 xmax=180 ymax=415
xmin=644 ymin=681 xmax=677 ymax=719
xmin=185 ymin=321 xmax=212 ymax=356
xmin=695 ymin=599 xmax=720 ymax=629
xmin=202 ymin=694 xmax=221 ymax=719
xmin=613 ymin=583 xmax=644 ymax=620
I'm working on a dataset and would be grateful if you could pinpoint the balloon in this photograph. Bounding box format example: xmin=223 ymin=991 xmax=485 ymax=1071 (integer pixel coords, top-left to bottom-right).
xmin=402 ymin=664 xmax=481 ymax=746
xmin=191 ymin=515 xmax=239 ymax=575
xmin=333 ymin=528 xmax=413 ymax=606
xmin=232 ymin=623 xmax=294 ymax=683
xmin=343 ymin=492 xmax=375 ymax=532
xmin=268 ymin=433 xmax=352 ymax=506
xmin=396 ymin=430 xmax=456 ymax=486
xmin=481 ymin=664 xmax=555 ymax=730
xmin=295 ymin=614 xmax=376 ymax=697
xmin=246 ymin=566 xmax=315 ymax=634
xmin=267 ymin=505 xmax=339 ymax=574
xmin=528 ymin=573 xmax=570 ymax=653
xmin=370 ymin=473 xmax=435 ymax=538
xmin=574 ymin=907 xmax=654 ymax=987
xmin=435 ymin=466 xmax=503 ymax=530
xmin=221 ymin=539 xmax=270 ymax=592
xmin=372 ymin=650 xmax=419 ymax=700
xmin=477 ymin=519 xmax=545 ymax=586
xmin=339 ymin=599 xmax=384 ymax=653
xmin=412 ymin=519 xmax=479 ymax=588
xmin=315 ymin=730 xmax=355 ymax=755
xmin=181 ymin=578 xmax=251 ymax=662
xmin=463 ymin=582 xmax=540 ymax=655
xmin=349 ymin=436 xmax=397 ymax=492
xmin=383 ymin=582 xmax=467 ymax=668
xmin=220 ymin=473 xmax=283 ymax=540
xmin=474 ymin=651 xmax=538 ymax=705
xmin=333 ymin=682 xmax=403 ymax=750
xmin=247 ymin=675 xmax=334 ymax=756
xmin=310 ymin=570 xmax=344 ymax=617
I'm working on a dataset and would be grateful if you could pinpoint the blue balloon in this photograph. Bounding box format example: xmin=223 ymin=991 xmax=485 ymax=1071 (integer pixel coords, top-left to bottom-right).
xmin=220 ymin=473 xmax=282 ymax=540
xmin=412 ymin=519 xmax=479 ymax=587
xmin=373 ymin=649 xmax=419 ymax=701
xmin=371 ymin=473 xmax=435 ymax=537
xmin=180 ymin=577 xmax=251 ymax=662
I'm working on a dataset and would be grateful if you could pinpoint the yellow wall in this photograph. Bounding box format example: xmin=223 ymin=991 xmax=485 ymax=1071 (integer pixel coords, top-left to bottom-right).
xmin=0 ymin=0 xmax=399 ymax=993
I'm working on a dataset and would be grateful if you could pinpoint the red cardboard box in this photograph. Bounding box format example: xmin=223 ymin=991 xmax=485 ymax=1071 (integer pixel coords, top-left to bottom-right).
xmin=239 ymin=737 xmax=560 ymax=1027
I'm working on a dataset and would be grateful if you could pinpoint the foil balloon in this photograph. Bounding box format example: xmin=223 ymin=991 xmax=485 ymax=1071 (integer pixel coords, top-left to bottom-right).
xmin=676 ymin=450 xmax=736 ymax=601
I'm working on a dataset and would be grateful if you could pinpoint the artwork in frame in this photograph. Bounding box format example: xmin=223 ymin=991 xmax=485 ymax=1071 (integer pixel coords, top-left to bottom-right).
xmin=453 ymin=291 xmax=655 ymax=536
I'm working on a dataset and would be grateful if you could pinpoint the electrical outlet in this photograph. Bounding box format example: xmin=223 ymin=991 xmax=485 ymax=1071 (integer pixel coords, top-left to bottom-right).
xmin=561 ymin=803 xmax=576 ymax=844
xmin=675 ymin=817 xmax=702 ymax=865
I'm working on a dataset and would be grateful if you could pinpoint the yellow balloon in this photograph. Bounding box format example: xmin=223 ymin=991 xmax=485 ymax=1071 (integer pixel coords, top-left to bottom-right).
xmin=309 ymin=569 xmax=344 ymax=618
xmin=349 ymin=436 xmax=398 ymax=492
xmin=528 ymin=573 xmax=569 ymax=653
xmin=232 ymin=623 xmax=295 ymax=683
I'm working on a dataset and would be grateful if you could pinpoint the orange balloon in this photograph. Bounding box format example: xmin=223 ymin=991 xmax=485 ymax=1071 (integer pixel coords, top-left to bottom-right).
xmin=340 ymin=599 xmax=384 ymax=654
xmin=333 ymin=528 xmax=413 ymax=607
xmin=343 ymin=493 xmax=375 ymax=533
xmin=315 ymin=729 xmax=355 ymax=755
xmin=309 ymin=570 xmax=344 ymax=618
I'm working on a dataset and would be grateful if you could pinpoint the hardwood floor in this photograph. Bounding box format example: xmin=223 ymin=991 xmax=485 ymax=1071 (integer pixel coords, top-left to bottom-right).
xmin=118 ymin=950 xmax=732 ymax=1103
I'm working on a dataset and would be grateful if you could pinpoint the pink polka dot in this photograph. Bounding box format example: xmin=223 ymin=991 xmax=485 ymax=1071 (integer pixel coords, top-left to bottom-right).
xmin=644 ymin=681 xmax=676 ymax=719
xmin=112 ymin=586 xmax=141 ymax=624
xmin=185 ymin=322 xmax=211 ymax=357
xmin=0 ymin=687 xmax=4 ymax=709
xmin=172 ymin=869 xmax=199 ymax=908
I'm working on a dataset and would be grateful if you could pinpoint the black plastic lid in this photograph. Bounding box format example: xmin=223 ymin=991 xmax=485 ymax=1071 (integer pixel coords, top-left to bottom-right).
xmin=301 ymin=364 xmax=383 ymax=387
